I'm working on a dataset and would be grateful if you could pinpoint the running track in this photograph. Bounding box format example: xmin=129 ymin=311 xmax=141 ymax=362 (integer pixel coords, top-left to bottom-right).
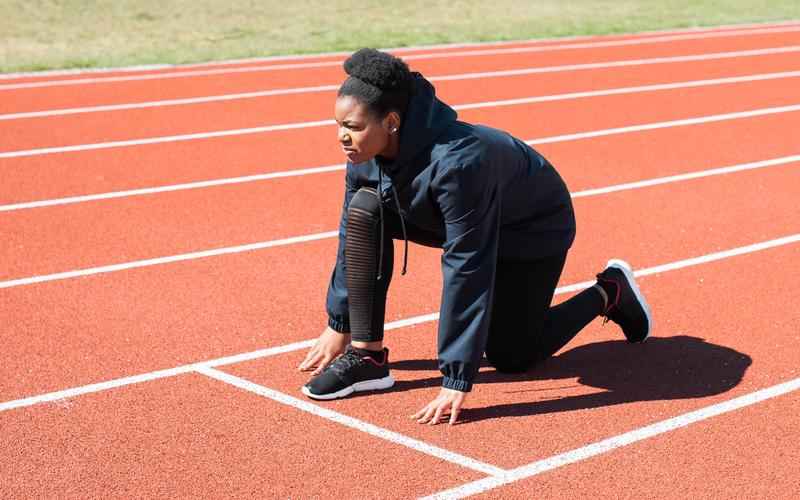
xmin=2 ymin=21 xmax=799 ymax=498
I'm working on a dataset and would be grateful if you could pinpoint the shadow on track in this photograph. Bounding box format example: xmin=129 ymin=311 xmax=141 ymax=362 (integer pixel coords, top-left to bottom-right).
xmin=389 ymin=335 xmax=752 ymax=423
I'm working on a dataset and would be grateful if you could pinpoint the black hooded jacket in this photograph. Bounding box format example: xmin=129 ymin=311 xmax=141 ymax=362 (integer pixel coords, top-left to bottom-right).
xmin=326 ymin=73 xmax=576 ymax=392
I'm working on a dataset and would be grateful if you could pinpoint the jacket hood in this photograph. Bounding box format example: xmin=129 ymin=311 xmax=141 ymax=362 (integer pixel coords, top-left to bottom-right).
xmin=382 ymin=73 xmax=457 ymax=176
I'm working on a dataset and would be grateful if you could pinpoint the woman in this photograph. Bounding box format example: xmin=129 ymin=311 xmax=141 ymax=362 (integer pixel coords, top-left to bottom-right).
xmin=297 ymin=48 xmax=651 ymax=425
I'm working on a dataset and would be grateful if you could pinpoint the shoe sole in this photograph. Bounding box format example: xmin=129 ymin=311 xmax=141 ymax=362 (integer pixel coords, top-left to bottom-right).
xmin=607 ymin=259 xmax=652 ymax=342
xmin=301 ymin=375 xmax=395 ymax=400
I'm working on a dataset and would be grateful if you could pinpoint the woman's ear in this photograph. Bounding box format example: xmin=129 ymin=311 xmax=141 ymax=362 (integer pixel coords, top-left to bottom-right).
xmin=384 ymin=111 xmax=401 ymax=135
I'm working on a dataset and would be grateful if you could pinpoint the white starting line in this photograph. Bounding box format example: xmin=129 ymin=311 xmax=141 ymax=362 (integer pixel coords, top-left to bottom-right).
xmin=196 ymin=366 xmax=505 ymax=476
xmin=421 ymin=376 xmax=800 ymax=499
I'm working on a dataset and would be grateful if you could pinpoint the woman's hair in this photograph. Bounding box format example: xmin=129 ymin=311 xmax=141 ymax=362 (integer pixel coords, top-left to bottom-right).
xmin=338 ymin=48 xmax=413 ymax=119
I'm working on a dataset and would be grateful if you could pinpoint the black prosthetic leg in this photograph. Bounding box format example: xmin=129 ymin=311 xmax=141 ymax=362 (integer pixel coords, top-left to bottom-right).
xmin=345 ymin=187 xmax=394 ymax=343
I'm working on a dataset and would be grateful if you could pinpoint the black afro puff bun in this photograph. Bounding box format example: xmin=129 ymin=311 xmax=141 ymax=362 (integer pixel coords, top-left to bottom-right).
xmin=338 ymin=48 xmax=414 ymax=118
xmin=343 ymin=48 xmax=412 ymax=92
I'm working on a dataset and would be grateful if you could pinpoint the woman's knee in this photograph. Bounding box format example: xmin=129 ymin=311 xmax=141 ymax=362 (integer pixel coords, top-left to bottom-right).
xmin=348 ymin=187 xmax=381 ymax=219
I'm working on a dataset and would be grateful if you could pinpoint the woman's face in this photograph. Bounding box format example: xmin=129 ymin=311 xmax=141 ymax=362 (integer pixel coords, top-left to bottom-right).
xmin=334 ymin=95 xmax=397 ymax=164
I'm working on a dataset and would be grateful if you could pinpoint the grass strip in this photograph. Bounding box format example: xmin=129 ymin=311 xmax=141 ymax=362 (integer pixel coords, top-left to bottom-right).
xmin=2 ymin=0 xmax=799 ymax=73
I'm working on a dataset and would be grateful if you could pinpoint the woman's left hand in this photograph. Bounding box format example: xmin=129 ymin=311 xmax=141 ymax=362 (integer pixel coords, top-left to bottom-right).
xmin=411 ymin=387 xmax=468 ymax=425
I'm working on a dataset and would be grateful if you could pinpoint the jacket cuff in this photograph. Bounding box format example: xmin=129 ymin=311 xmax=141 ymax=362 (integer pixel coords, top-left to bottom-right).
xmin=442 ymin=376 xmax=472 ymax=392
xmin=327 ymin=316 xmax=351 ymax=334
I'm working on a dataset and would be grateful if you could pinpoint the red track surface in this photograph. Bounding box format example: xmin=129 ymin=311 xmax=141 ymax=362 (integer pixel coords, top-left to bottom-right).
xmin=2 ymin=22 xmax=799 ymax=499
xmin=4 ymin=49 xmax=800 ymax=149
xmin=4 ymin=75 xmax=800 ymax=205
xmin=477 ymin=393 xmax=800 ymax=498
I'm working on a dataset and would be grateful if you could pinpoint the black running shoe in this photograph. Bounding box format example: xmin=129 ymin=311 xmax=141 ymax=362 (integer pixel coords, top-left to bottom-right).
xmin=596 ymin=259 xmax=652 ymax=343
xmin=302 ymin=346 xmax=394 ymax=400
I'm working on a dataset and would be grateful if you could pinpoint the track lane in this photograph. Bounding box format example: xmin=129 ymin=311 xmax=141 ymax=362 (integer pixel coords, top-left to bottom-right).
xmin=2 ymin=77 xmax=800 ymax=204
xmin=1 ymin=164 xmax=797 ymax=401
xmin=3 ymin=29 xmax=800 ymax=113
xmin=4 ymin=51 xmax=800 ymax=150
xmin=4 ymin=105 xmax=800 ymax=211
xmin=468 ymin=386 xmax=800 ymax=499
xmin=0 ymin=373 xmax=485 ymax=498
xmin=4 ymin=47 xmax=800 ymax=125
xmin=2 ymin=108 xmax=800 ymax=279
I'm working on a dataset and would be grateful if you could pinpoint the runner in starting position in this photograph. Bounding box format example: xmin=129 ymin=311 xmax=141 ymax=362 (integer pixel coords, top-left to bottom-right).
xmin=298 ymin=48 xmax=652 ymax=425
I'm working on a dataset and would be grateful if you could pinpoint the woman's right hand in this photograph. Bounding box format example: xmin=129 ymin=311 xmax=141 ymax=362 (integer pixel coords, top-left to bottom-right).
xmin=298 ymin=327 xmax=351 ymax=375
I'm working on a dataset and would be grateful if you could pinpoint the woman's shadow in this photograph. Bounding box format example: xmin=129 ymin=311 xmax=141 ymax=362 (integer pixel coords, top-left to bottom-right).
xmin=390 ymin=335 xmax=752 ymax=423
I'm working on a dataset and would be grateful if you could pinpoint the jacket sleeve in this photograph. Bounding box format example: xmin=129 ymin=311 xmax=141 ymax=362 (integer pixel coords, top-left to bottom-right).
xmin=432 ymin=159 xmax=500 ymax=392
xmin=325 ymin=166 xmax=361 ymax=333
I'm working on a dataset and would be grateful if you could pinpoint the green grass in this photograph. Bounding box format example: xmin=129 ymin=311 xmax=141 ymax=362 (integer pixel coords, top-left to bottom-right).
xmin=2 ymin=0 xmax=799 ymax=73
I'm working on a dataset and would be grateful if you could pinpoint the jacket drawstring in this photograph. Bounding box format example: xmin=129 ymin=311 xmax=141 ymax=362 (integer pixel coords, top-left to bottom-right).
xmin=376 ymin=168 xmax=386 ymax=281
xmin=375 ymin=169 xmax=409 ymax=280
xmin=391 ymin=184 xmax=409 ymax=276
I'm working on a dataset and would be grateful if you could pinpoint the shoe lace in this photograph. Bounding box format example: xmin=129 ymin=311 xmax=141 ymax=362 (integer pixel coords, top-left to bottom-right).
xmin=329 ymin=348 xmax=366 ymax=377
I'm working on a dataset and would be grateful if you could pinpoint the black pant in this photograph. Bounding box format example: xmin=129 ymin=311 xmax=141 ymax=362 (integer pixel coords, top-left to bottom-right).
xmin=485 ymin=253 xmax=604 ymax=372
xmin=346 ymin=187 xmax=603 ymax=372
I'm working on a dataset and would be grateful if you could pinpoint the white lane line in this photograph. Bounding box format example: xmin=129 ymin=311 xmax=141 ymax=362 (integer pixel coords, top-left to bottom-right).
xmin=196 ymin=366 xmax=505 ymax=476
xmin=0 ymin=84 xmax=335 ymax=120
xmin=0 ymin=164 xmax=347 ymax=212
xmin=0 ymin=64 xmax=173 ymax=80
xmin=128 ymin=20 xmax=800 ymax=69
xmin=0 ymin=339 xmax=316 ymax=413
xmin=400 ymin=25 xmax=800 ymax=62
xmin=0 ymin=63 xmax=349 ymax=91
xmin=422 ymin=376 xmax=800 ymax=499
xmin=0 ymin=319 xmax=429 ymax=413
xmin=4 ymin=20 xmax=795 ymax=81
xmin=5 ymin=45 xmax=800 ymax=120
xmin=0 ymin=119 xmax=336 ymax=158
xmin=1 ymin=154 xmax=797 ymax=287
xmin=527 ymin=104 xmax=800 ymax=145
xmin=2 ymin=232 xmax=799 ymax=415
xmin=569 ymin=155 xmax=800 ymax=198
xmin=0 ymin=231 xmax=339 ymax=289
xmin=4 ymin=70 xmax=800 ymax=159
xmin=3 ymin=105 xmax=799 ymax=213
xmin=455 ymin=70 xmax=800 ymax=111
xmin=0 ymin=365 xmax=197 ymax=411
xmin=432 ymin=45 xmax=800 ymax=82
xmin=3 ymin=24 xmax=800 ymax=91
xmin=605 ymin=234 xmax=800 ymax=286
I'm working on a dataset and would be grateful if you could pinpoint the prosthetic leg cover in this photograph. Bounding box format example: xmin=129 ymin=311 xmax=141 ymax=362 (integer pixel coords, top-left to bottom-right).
xmin=345 ymin=188 xmax=393 ymax=342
